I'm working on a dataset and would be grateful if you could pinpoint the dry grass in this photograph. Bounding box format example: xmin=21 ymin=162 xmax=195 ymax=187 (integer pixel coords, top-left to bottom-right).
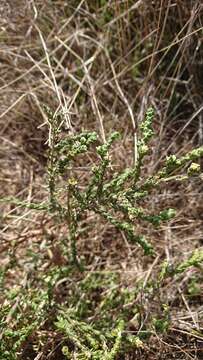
xmin=0 ymin=1 xmax=203 ymax=359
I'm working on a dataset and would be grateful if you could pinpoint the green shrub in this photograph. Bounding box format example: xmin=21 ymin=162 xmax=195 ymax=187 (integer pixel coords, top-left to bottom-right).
xmin=1 ymin=107 xmax=203 ymax=359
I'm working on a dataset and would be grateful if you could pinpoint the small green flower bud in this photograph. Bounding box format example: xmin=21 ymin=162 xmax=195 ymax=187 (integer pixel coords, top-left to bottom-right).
xmin=139 ymin=144 xmax=149 ymax=156
xmin=68 ymin=178 xmax=78 ymax=186
xmin=187 ymin=162 xmax=200 ymax=176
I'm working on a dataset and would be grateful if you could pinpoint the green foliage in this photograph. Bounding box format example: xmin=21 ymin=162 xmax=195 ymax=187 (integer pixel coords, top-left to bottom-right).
xmin=1 ymin=107 xmax=203 ymax=359
xmin=0 ymin=285 xmax=51 ymax=359
xmin=175 ymin=249 xmax=203 ymax=274
xmin=187 ymin=276 xmax=202 ymax=297
xmin=56 ymin=313 xmax=124 ymax=359
xmin=152 ymin=318 xmax=169 ymax=334
xmin=1 ymin=107 xmax=202 ymax=265
xmin=42 ymin=107 xmax=203 ymax=263
xmin=159 ymin=249 xmax=203 ymax=282
xmin=152 ymin=304 xmax=170 ymax=334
